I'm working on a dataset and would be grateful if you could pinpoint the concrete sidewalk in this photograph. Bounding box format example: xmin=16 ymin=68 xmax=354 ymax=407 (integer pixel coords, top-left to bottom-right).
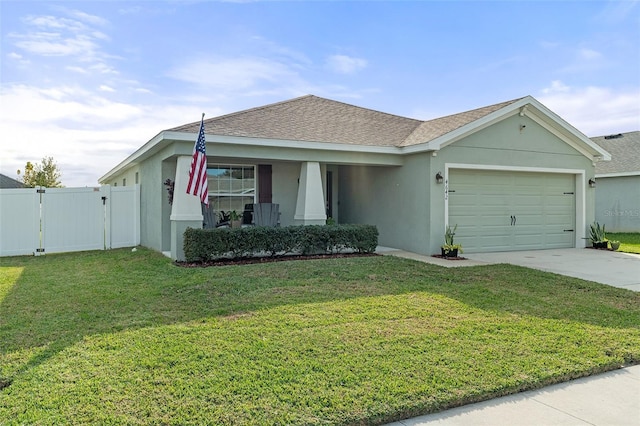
xmin=386 ymin=364 xmax=640 ymax=425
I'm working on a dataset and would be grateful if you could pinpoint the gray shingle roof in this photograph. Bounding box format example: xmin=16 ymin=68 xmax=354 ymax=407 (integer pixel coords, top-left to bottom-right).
xmin=401 ymin=98 xmax=524 ymax=146
xmin=592 ymin=131 xmax=640 ymax=174
xmin=168 ymin=95 xmax=523 ymax=148
xmin=0 ymin=173 xmax=25 ymax=188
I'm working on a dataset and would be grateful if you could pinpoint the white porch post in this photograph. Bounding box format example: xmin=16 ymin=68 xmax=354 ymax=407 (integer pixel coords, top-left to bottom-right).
xmin=294 ymin=161 xmax=327 ymax=225
xmin=170 ymin=155 xmax=203 ymax=261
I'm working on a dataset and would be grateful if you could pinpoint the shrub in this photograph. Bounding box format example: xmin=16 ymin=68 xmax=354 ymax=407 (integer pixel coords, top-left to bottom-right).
xmin=183 ymin=224 xmax=378 ymax=263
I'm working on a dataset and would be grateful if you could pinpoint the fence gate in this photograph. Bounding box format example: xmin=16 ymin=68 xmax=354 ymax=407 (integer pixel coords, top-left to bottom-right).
xmin=0 ymin=185 xmax=140 ymax=257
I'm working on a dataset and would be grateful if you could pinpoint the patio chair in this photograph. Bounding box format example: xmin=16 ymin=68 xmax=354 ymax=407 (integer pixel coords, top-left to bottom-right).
xmin=202 ymin=204 xmax=217 ymax=229
xmin=253 ymin=203 xmax=280 ymax=227
xmin=242 ymin=203 xmax=254 ymax=225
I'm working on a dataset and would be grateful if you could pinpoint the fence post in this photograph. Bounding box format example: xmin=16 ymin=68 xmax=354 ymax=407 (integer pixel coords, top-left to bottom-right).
xmin=102 ymin=185 xmax=111 ymax=250
xmin=35 ymin=186 xmax=45 ymax=256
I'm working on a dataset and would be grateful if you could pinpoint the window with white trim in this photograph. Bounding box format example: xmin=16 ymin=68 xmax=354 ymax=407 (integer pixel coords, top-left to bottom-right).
xmin=207 ymin=164 xmax=255 ymax=213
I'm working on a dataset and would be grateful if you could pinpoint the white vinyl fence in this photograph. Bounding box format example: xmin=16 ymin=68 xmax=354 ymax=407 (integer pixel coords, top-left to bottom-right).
xmin=0 ymin=185 xmax=140 ymax=257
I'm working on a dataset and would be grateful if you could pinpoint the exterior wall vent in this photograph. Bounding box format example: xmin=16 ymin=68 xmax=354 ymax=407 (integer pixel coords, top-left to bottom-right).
xmin=604 ymin=133 xmax=623 ymax=140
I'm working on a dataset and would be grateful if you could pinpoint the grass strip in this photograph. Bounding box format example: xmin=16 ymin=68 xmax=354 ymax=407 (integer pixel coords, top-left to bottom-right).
xmin=608 ymin=232 xmax=640 ymax=254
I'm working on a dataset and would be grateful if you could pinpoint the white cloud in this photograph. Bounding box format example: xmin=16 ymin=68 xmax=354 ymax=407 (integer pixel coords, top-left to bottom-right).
xmin=249 ymin=36 xmax=312 ymax=67
xmin=14 ymin=32 xmax=100 ymax=57
xmin=579 ymin=48 xmax=602 ymax=60
xmin=596 ymin=0 xmax=640 ymax=23
xmin=538 ymin=81 xmax=640 ymax=136
xmin=66 ymin=65 xmax=88 ymax=74
xmin=167 ymin=57 xmax=302 ymax=90
xmin=99 ymin=85 xmax=115 ymax=92
xmin=89 ymin=62 xmax=119 ymax=75
xmin=9 ymin=11 xmax=112 ymax=77
xmin=325 ymin=54 xmax=368 ymax=75
xmin=65 ymin=9 xmax=110 ymax=27
xmin=118 ymin=6 xmax=142 ymax=15
xmin=0 ymin=83 xmax=223 ymax=187
xmin=542 ymin=80 xmax=570 ymax=94
xmin=135 ymin=87 xmax=153 ymax=94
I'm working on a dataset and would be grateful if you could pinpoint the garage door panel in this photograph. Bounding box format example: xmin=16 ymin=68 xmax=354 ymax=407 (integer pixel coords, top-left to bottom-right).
xmin=546 ymin=214 xmax=574 ymax=225
xmin=480 ymin=196 xmax=510 ymax=207
xmin=462 ymin=236 xmax=512 ymax=252
xmin=510 ymin=194 xmax=544 ymax=207
xmin=448 ymin=170 xmax=575 ymax=253
xmin=515 ymin=215 xmax=544 ymax=226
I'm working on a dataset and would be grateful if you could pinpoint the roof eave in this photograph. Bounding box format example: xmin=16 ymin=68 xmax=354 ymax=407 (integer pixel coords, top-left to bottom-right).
xmin=206 ymin=134 xmax=403 ymax=154
xmin=595 ymin=171 xmax=640 ymax=178
xmin=98 ymin=131 xmax=405 ymax=183
xmin=99 ymin=130 xmax=168 ymax=183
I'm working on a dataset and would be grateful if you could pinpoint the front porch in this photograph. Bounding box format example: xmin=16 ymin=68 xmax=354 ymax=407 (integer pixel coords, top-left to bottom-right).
xmin=168 ymin=158 xmax=334 ymax=261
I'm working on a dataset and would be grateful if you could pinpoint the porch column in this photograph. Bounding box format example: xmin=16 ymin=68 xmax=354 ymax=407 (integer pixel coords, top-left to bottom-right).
xmin=170 ymin=155 xmax=203 ymax=261
xmin=294 ymin=161 xmax=327 ymax=225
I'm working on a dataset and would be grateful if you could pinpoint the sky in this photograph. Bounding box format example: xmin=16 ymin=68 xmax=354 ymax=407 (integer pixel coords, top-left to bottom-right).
xmin=1 ymin=0 xmax=639 ymax=187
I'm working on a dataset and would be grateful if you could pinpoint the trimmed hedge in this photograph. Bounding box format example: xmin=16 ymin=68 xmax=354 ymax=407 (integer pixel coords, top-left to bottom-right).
xmin=183 ymin=224 xmax=378 ymax=263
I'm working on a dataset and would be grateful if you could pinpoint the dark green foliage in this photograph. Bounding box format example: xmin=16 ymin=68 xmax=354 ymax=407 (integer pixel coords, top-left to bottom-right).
xmin=587 ymin=221 xmax=607 ymax=243
xmin=183 ymin=224 xmax=379 ymax=262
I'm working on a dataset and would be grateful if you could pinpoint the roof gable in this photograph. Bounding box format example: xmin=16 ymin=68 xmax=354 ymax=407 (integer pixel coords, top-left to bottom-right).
xmin=401 ymin=98 xmax=524 ymax=147
xmin=592 ymin=131 xmax=640 ymax=175
xmin=404 ymin=96 xmax=611 ymax=161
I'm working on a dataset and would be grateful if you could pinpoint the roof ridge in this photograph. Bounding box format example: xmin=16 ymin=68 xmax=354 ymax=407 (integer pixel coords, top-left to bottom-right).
xmin=168 ymin=95 xmax=423 ymax=133
xmin=422 ymin=97 xmax=527 ymax=124
xmin=166 ymin=95 xmax=317 ymax=132
xmin=305 ymin=95 xmax=423 ymax=124
xmin=591 ymin=130 xmax=640 ymax=139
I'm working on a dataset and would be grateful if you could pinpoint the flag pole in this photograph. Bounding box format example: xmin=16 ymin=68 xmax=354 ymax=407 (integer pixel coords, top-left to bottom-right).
xmin=186 ymin=112 xmax=209 ymax=205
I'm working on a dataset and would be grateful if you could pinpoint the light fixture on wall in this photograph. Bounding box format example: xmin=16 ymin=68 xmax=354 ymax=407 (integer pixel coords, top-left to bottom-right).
xmin=588 ymin=178 xmax=596 ymax=188
xmin=435 ymin=172 xmax=444 ymax=184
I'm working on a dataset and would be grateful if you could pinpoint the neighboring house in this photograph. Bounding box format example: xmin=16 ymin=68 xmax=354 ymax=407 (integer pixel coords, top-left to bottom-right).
xmin=0 ymin=173 xmax=25 ymax=188
xmin=100 ymin=95 xmax=610 ymax=261
xmin=592 ymin=131 xmax=640 ymax=232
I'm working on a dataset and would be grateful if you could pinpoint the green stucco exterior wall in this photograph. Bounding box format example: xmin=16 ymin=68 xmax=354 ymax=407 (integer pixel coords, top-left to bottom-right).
xmin=339 ymin=114 xmax=596 ymax=255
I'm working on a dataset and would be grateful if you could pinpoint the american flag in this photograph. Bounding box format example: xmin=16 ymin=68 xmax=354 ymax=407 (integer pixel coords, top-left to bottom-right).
xmin=186 ymin=114 xmax=208 ymax=205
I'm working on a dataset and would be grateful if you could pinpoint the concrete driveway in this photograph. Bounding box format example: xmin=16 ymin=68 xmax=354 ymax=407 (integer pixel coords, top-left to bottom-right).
xmin=379 ymin=246 xmax=640 ymax=291
xmin=465 ymin=248 xmax=640 ymax=292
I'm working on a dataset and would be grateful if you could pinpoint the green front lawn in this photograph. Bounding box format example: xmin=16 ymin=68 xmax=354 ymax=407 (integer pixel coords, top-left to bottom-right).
xmin=1 ymin=249 xmax=639 ymax=424
xmin=608 ymin=232 xmax=640 ymax=254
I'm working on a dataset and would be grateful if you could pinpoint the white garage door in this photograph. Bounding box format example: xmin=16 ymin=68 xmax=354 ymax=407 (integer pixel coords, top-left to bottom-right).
xmin=448 ymin=170 xmax=575 ymax=253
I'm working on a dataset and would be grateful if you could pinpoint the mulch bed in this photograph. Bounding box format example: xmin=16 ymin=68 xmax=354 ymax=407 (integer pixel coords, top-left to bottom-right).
xmin=431 ymin=255 xmax=468 ymax=260
xmin=177 ymin=252 xmax=378 ymax=267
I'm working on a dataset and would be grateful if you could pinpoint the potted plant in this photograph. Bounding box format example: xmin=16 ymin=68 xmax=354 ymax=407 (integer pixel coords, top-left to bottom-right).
xmin=441 ymin=224 xmax=463 ymax=258
xmin=229 ymin=210 xmax=243 ymax=228
xmin=586 ymin=221 xmax=608 ymax=249
xmin=609 ymin=240 xmax=621 ymax=251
